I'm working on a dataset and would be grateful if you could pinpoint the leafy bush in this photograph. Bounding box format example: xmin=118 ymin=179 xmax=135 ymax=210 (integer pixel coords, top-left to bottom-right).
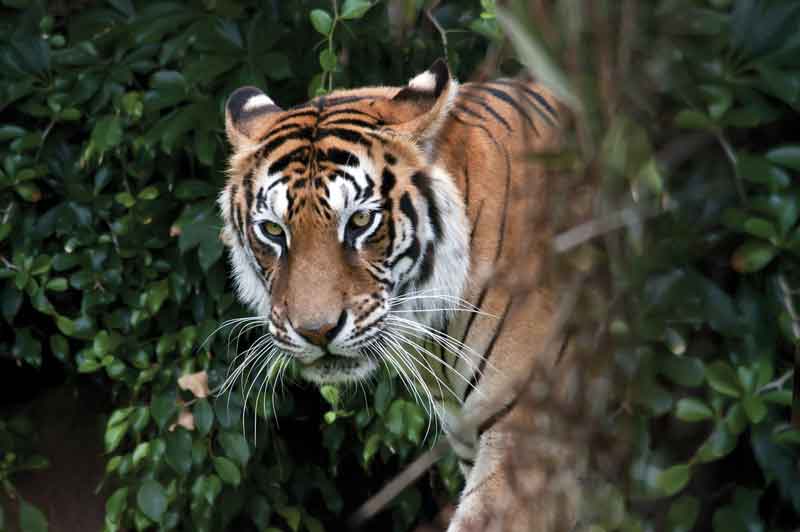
xmin=512 ymin=0 xmax=800 ymax=529
xmin=1 ymin=0 xmax=799 ymax=531
xmin=0 ymin=1 xmax=486 ymax=530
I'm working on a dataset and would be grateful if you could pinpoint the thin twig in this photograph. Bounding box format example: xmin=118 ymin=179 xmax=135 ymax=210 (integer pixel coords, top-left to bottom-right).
xmin=759 ymin=369 xmax=794 ymax=394
xmin=553 ymin=204 xmax=660 ymax=254
xmin=715 ymin=130 xmax=745 ymax=202
xmin=348 ymin=440 xmax=450 ymax=529
xmin=1 ymin=255 xmax=18 ymax=271
xmin=425 ymin=0 xmax=447 ymax=60
xmin=552 ymin=133 xmax=714 ymax=253
xmin=777 ymin=274 xmax=800 ymax=429
xmin=347 ymin=274 xmax=587 ymax=528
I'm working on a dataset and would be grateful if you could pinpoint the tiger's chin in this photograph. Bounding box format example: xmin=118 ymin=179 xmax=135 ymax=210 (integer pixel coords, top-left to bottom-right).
xmin=299 ymin=354 xmax=378 ymax=385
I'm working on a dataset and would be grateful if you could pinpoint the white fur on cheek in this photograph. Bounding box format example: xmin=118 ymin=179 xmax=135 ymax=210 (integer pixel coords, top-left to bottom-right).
xmin=396 ymin=165 xmax=470 ymax=329
xmin=218 ymin=184 xmax=270 ymax=316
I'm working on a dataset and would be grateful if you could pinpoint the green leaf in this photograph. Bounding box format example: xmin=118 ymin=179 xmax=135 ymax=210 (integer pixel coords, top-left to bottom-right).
xmin=249 ymin=495 xmax=272 ymax=529
xmin=700 ymin=84 xmax=733 ymax=119
xmin=106 ymin=487 xmax=129 ymax=522
xmin=320 ymin=384 xmax=340 ymax=407
xmin=2 ymin=284 xmax=23 ymax=322
xmin=731 ymin=239 xmax=777 ymax=273
xmin=213 ymin=456 xmax=241 ymax=486
xmin=724 ymin=403 xmax=749 ymax=435
xmin=151 ymin=70 xmax=186 ymax=90
xmin=663 ymin=327 xmax=686 ymax=356
xmin=175 ymin=180 xmax=215 ymax=200
xmin=375 ymin=379 xmax=393 ymax=415
xmin=749 ymin=193 xmax=800 ymax=236
xmin=219 ymin=432 xmax=251 ymax=467
xmin=165 ymin=428 xmax=193 ymax=474
xmin=19 ymin=499 xmax=48 ymax=532
xmin=104 ymin=419 xmax=129 ymax=452
xmin=49 ymin=334 xmax=69 ymax=363
xmin=138 ymin=186 xmax=159 ymax=200
xmin=656 ymin=464 xmax=691 ymax=496
xmin=151 ymin=392 xmax=177 ymax=430
xmin=674 ymin=109 xmax=714 ymax=130
xmin=309 ymin=9 xmax=333 ymax=35
xmin=45 ymin=277 xmax=68 ymax=292
xmin=404 ymin=401 xmax=426 ymax=444
xmin=659 ymin=355 xmax=705 ymax=387
xmin=363 ymin=433 xmax=381 ymax=465
xmin=758 ymin=65 xmax=800 ymax=106
xmin=763 ymin=389 xmax=792 ymax=405
xmin=736 ymin=154 xmax=790 ymax=189
xmin=386 ymin=399 xmax=406 ymax=437
xmin=320 ymin=48 xmax=337 ymax=72
xmin=15 ymin=182 xmax=42 ymax=202
xmin=340 ymin=0 xmax=373 ymax=19
xmin=276 ymin=506 xmax=301 ymax=532
xmin=742 ymin=217 xmax=778 ymax=241
xmin=0 ymin=125 xmax=26 ymax=141
xmin=144 ymin=279 xmax=169 ymax=314
xmin=742 ymin=395 xmax=767 ymax=424
xmin=766 ymin=144 xmax=800 ymax=171
xmin=304 ymin=514 xmax=325 ymax=532
xmin=696 ymin=425 xmax=738 ymax=463
xmin=90 ymin=115 xmax=123 ymax=155
xmin=711 ymin=487 xmax=763 ymax=532
xmin=705 ymin=361 xmax=742 ymax=398
xmin=675 ymin=398 xmax=713 ymax=422
xmin=666 ymin=495 xmax=699 ymax=532
xmin=137 ymin=480 xmax=167 ymax=522
xmin=132 ymin=442 xmax=150 ymax=466
xmin=773 ymin=428 xmax=800 ymax=446
xmin=193 ymin=399 xmax=214 ymax=436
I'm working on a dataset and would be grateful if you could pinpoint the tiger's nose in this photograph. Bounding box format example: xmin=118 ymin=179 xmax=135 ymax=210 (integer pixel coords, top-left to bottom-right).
xmin=295 ymin=311 xmax=347 ymax=348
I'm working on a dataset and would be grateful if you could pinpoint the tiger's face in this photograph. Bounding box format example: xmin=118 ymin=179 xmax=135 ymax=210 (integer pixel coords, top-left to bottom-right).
xmin=220 ymin=61 xmax=469 ymax=384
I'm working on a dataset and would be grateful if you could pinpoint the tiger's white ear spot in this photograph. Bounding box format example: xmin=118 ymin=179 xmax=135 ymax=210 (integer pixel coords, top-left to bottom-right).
xmin=243 ymin=94 xmax=276 ymax=112
xmin=409 ymin=70 xmax=437 ymax=92
xmin=225 ymin=86 xmax=283 ymax=149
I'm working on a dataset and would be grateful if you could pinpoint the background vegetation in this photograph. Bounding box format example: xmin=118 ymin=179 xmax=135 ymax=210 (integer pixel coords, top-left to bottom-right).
xmin=0 ymin=0 xmax=798 ymax=531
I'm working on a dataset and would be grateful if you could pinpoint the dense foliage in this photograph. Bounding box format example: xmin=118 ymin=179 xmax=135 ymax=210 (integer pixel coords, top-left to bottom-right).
xmin=0 ymin=0 xmax=798 ymax=531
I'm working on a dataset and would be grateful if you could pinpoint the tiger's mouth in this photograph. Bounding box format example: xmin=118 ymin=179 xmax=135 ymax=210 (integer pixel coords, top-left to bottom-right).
xmin=299 ymin=353 xmax=378 ymax=384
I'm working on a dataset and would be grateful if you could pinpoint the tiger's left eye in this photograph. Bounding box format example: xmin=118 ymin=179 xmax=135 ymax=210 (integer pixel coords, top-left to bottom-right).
xmin=264 ymin=221 xmax=283 ymax=236
xmin=349 ymin=210 xmax=373 ymax=229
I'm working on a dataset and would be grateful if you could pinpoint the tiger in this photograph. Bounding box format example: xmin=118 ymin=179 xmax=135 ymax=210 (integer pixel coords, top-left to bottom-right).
xmin=219 ymin=59 xmax=578 ymax=531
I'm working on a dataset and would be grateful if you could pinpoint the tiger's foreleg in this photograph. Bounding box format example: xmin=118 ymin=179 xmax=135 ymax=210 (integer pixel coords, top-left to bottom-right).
xmin=445 ymin=288 xmax=582 ymax=532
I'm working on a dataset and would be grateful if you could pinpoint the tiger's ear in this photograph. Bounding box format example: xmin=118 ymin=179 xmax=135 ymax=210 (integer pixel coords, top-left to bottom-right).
xmin=225 ymin=86 xmax=283 ymax=150
xmin=385 ymin=58 xmax=458 ymax=142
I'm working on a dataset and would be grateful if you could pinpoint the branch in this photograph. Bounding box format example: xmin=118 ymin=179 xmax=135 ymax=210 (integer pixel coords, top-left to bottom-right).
xmin=348 ymin=440 xmax=450 ymax=529
xmin=425 ymin=0 xmax=448 ymax=60
xmin=347 ymin=274 xmax=587 ymax=528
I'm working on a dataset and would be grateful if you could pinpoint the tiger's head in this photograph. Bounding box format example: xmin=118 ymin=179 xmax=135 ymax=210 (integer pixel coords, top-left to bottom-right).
xmin=219 ymin=60 xmax=469 ymax=385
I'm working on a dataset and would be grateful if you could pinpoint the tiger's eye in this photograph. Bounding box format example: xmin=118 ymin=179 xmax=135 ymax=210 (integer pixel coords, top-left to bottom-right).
xmin=263 ymin=221 xmax=283 ymax=237
xmin=350 ymin=210 xmax=372 ymax=228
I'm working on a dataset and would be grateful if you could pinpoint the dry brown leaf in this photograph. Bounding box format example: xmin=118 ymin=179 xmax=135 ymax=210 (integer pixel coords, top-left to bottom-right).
xmin=178 ymin=370 xmax=209 ymax=398
xmin=169 ymin=407 xmax=195 ymax=432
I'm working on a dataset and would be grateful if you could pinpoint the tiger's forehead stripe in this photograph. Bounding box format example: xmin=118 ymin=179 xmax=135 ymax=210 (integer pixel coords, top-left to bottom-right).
xmin=234 ymin=99 xmax=393 ymax=227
